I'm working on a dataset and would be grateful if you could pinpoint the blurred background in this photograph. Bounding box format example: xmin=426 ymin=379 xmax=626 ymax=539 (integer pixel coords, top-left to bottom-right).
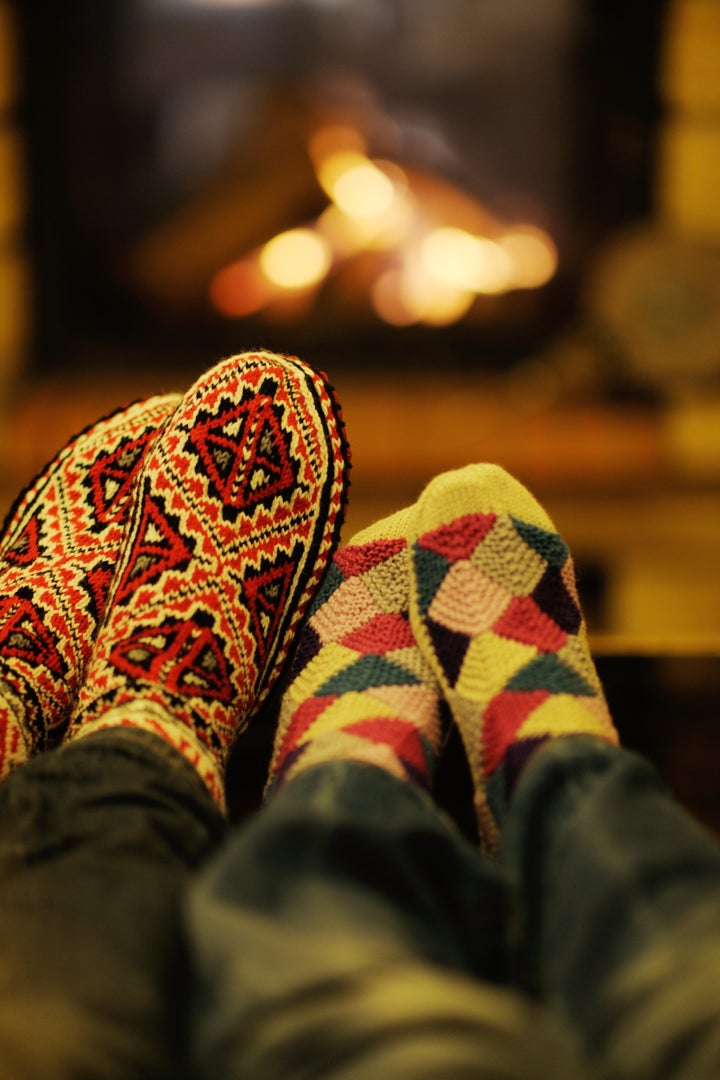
xmin=0 ymin=0 xmax=718 ymax=821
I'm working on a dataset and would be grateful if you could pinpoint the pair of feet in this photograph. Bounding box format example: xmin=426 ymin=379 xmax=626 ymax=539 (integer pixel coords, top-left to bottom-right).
xmin=0 ymin=350 xmax=617 ymax=844
xmin=271 ymin=462 xmax=619 ymax=853
xmin=0 ymin=352 xmax=348 ymax=809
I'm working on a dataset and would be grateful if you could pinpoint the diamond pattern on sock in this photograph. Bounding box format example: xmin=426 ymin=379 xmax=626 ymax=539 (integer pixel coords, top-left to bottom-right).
xmin=268 ymin=513 xmax=443 ymax=795
xmin=409 ymin=463 xmax=619 ymax=854
xmin=0 ymin=395 xmax=180 ymax=778
xmin=185 ymin=389 xmax=297 ymax=516
xmin=84 ymin=432 xmax=158 ymax=527
xmin=70 ymin=352 xmax=350 ymax=810
xmin=109 ymin=616 xmax=235 ymax=703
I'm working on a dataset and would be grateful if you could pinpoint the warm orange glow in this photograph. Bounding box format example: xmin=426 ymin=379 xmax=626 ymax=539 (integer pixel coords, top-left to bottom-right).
xmin=316 ymin=150 xmax=365 ymax=197
xmin=421 ymin=227 xmax=512 ymax=294
xmin=316 ymin=151 xmax=399 ymax=222
xmin=333 ymin=161 xmax=396 ymax=219
xmin=259 ymin=228 xmax=331 ymax=289
xmin=371 ymin=269 xmax=417 ymax=326
xmin=400 ymin=257 xmax=475 ymax=326
xmin=318 ymin=188 xmax=414 ymax=254
xmin=209 ymin=259 xmax=267 ymax=317
xmin=500 ymin=226 xmax=558 ymax=288
xmin=308 ymin=125 xmax=367 ymax=166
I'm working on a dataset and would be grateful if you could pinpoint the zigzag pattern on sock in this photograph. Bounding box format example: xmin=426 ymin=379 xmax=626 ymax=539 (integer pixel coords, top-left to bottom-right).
xmin=0 ymin=395 xmax=180 ymax=777
xmin=268 ymin=512 xmax=443 ymax=795
xmin=70 ymin=352 xmax=350 ymax=809
xmin=409 ymin=464 xmax=618 ymax=853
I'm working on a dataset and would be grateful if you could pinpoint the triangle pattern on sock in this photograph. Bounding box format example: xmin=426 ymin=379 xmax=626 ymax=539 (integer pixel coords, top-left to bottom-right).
xmin=507 ymin=654 xmax=594 ymax=696
xmin=0 ymin=595 xmax=66 ymax=676
xmin=110 ymin=621 xmax=183 ymax=680
xmin=237 ymin=401 xmax=298 ymax=509
xmin=335 ymin=537 xmax=405 ymax=579
xmin=418 ymin=512 xmax=496 ymax=560
xmin=4 ymin=516 xmax=45 ymax=566
xmin=341 ymin=612 xmax=415 ymax=655
xmin=531 ymin=566 xmax=582 ymax=634
xmin=511 ymin=517 xmax=569 ymax=569
xmin=115 ymin=495 xmax=194 ymax=603
xmin=188 ymin=396 xmax=297 ymax=512
xmin=482 ymin=688 xmax=550 ymax=774
xmin=343 ymin=717 xmax=429 ymax=779
xmin=186 ymin=403 xmax=246 ymax=501
xmin=492 ymin=595 xmax=567 ymax=651
xmin=318 ymin=654 xmax=420 ymax=696
xmin=79 ymin=561 xmax=115 ymax=622
xmin=313 ymin=562 xmax=344 ymax=606
xmin=165 ymin=622 xmax=235 ymax=702
xmin=411 ymin=543 xmax=450 ymax=618
xmin=111 ymin=618 xmax=234 ymax=702
xmin=426 ymin=616 xmax=469 ymax=688
xmin=243 ymin=553 xmax=296 ymax=671
xmin=276 ymin=695 xmax=336 ymax=762
xmin=85 ymin=434 xmax=153 ymax=526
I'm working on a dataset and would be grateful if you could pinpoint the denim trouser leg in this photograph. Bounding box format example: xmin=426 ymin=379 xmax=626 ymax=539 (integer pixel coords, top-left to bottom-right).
xmin=505 ymin=736 xmax=720 ymax=1080
xmin=0 ymin=730 xmax=225 ymax=1080
xmin=186 ymin=760 xmax=586 ymax=1080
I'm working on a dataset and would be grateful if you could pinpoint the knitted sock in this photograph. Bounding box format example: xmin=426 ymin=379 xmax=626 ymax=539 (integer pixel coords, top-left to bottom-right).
xmin=0 ymin=395 xmax=179 ymax=778
xmin=69 ymin=351 xmax=350 ymax=810
xmin=408 ymin=463 xmax=618 ymax=854
xmin=266 ymin=508 xmax=444 ymax=795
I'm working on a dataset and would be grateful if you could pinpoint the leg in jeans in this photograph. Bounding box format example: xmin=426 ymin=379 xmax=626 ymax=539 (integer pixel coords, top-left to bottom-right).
xmin=0 ymin=352 xmax=350 ymax=1076
xmin=0 ymin=728 xmax=224 ymax=1080
xmin=184 ymin=504 xmax=590 ymax=1080
xmin=505 ymin=736 xmax=720 ymax=1080
xmin=186 ymin=760 xmax=587 ymax=1080
xmin=398 ymin=462 xmax=720 ymax=1078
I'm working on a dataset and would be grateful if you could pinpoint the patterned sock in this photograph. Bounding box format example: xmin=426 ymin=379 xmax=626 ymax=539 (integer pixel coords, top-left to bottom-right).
xmin=0 ymin=395 xmax=179 ymax=778
xmin=408 ymin=463 xmax=618 ymax=854
xmin=69 ymin=351 xmax=350 ymax=810
xmin=266 ymin=508 xmax=444 ymax=795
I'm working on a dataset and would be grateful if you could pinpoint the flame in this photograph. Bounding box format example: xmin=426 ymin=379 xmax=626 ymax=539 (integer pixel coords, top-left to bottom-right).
xmin=500 ymin=226 xmax=558 ymax=288
xmin=259 ymin=228 xmax=331 ymax=289
xmin=421 ymin=227 xmax=512 ymax=294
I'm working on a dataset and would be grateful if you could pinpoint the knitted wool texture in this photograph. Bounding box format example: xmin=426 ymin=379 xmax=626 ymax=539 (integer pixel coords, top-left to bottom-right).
xmin=0 ymin=395 xmax=180 ymax=778
xmin=267 ymin=508 xmax=443 ymax=793
xmin=69 ymin=352 xmax=350 ymax=809
xmin=408 ymin=464 xmax=618 ymax=854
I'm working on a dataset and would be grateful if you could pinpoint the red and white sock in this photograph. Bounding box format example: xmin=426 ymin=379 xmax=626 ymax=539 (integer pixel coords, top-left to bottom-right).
xmin=69 ymin=351 xmax=350 ymax=810
xmin=0 ymin=395 xmax=179 ymax=778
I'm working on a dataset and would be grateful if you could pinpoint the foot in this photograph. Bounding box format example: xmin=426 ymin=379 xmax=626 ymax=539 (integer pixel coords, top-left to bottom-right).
xmin=69 ymin=351 xmax=350 ymax=809
xmin=0 ymin=395 xmax=180 ymax=777
xmin=267 ymin=507 xmax=444 ymax=795
xmin=408 ymin=463 xmax=618 ymax=853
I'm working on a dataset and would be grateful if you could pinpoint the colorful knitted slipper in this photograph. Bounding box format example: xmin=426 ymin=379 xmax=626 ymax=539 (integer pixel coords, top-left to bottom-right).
xmin=408 ymin=463 xmax=619 ymax=854
xmin=0 ymin=394 xmax=181 ymax=778
xmin=267 ymin=507 xmax=444 ymax=794
xmin=68 ymin=351 xmax=350 ymax=810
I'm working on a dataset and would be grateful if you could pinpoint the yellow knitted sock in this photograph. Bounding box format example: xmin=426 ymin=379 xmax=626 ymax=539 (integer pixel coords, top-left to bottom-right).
xmin=408 ymin=464 xmax=618 ymax=854
xmin=267 ymin=509 xmax=444 ymax=794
